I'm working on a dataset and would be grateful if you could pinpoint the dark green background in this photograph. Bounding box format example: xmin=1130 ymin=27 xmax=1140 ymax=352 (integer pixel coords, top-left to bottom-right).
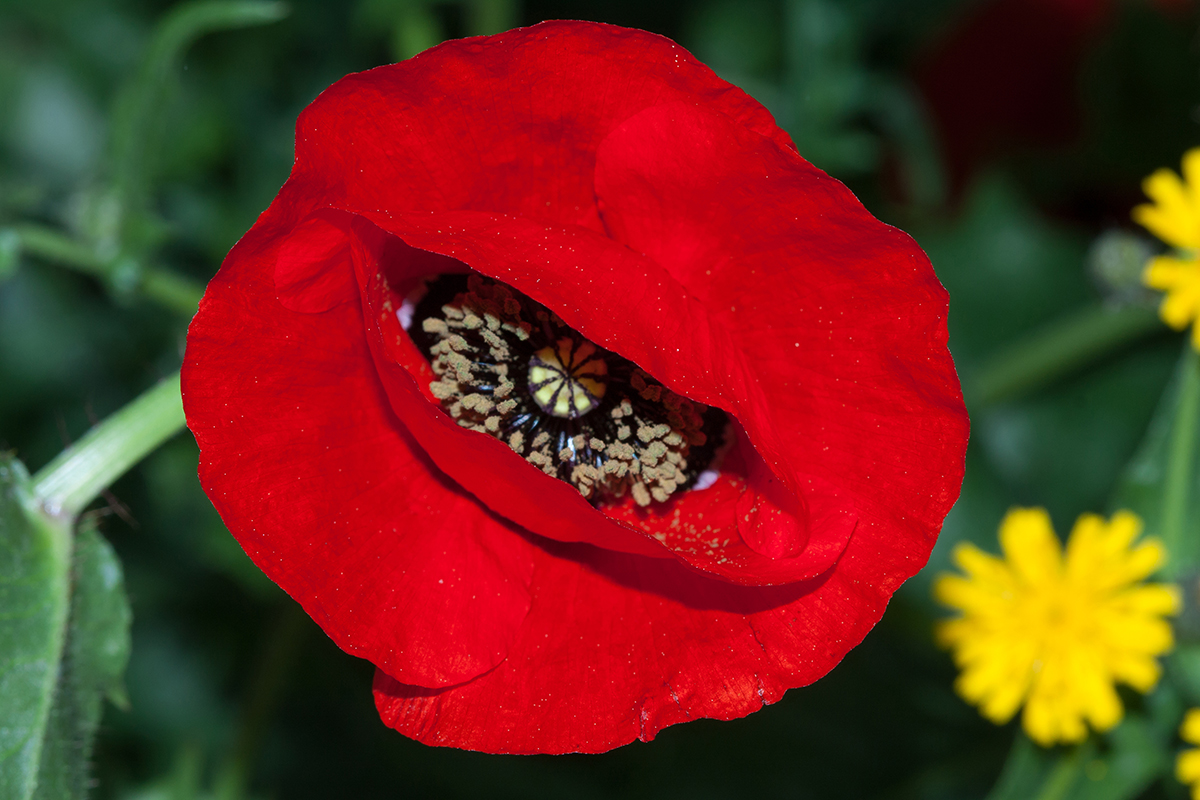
xmin=2 ymin=0 xmax=1198 ymax=796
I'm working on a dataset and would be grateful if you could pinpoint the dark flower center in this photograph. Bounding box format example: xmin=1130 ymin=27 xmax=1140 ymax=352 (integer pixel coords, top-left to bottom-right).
xmin=407 ymin=274 xmax=727 ymax=506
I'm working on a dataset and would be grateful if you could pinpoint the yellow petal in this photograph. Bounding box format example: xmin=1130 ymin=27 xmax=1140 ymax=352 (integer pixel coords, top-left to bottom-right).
xmin=1112 ymin=583 xmax=1182 ymax=617
xmin=999 ymin=507 xmax=1061 ymax=585
xmin=1022 ymin=696 xmax=1059 ymax=746
xmin=1080 ymin=676 xmax=1123 ymax=732
xmin=1179 ymin=748 xmax=1200 ymax=783
xmin=1122 ymin=540 xmax=1168 ymax=583
xmin=1135 ymin=204 xmax=1195 ymax=249
xmin=937 ymin=579 xmax=1016 ymax=620
xmin=979 ymin=678 xmax=1028 ymax=724
xmin=1182 ymin=146 xmax=1200 ymax=208
xmin=952 ymin=543 xmax=1011 ymax=583
xmin=1143 ymin=167 xmax=1189 ymax=209
xmin=1101 ymin=510 xmax=1143 ymax=552
xmin=1138 ymin=168 xmax=1200 ymax=249
xmin=1064 ymin=513 xmax=1105 ymax=576
xmin=935 ymin=618 xmax=969 ymax=648
xmin=1144 ymin=254 xmax=1200 ymax=287
xmin=1109 ymin=653 xmax=1162 ymax=693
xmin=1182 ymin=709 xmax=1200 ymax=744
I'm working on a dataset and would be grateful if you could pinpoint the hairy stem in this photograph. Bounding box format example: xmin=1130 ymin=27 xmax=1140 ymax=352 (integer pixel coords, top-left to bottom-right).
xmin=32 ymin=373 xmax=186 ymax=519
xmin=9 ymin=224 xmax=205 ymax=316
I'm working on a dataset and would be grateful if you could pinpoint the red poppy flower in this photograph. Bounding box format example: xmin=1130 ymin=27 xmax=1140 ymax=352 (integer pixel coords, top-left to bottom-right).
xmin=182 ymin=21 xmax=968 ymax=754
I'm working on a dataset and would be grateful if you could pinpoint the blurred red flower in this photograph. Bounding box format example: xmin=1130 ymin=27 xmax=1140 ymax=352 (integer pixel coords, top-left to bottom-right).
xmin=182 ymin=21 xmax=968 ymax=754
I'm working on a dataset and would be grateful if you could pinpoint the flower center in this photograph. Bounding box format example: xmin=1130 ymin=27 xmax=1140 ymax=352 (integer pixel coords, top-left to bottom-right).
xmin=407 ymin=274 xmax=727 ymax=506
xmin=528 ymin=339 xmax=607 ymax=418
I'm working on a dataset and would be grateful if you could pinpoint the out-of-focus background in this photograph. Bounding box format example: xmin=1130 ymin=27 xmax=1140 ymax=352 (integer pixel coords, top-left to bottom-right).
xmin=1 ymin=0 xmax=1197 ymax=797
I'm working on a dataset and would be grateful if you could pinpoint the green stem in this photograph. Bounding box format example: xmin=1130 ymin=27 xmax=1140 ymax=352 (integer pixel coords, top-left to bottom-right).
xmin=984 ymin=733 xmax=1039 ymax=800
xmin=31 ymin=373 xmax=186 ymax=519
xmin=141 ymin=267 xmax=205 ymax=316
xmin=12 ymin=224 xmax=108 ymax=277
xmin=1161 ymin=346 xmax=1200 ymax=578
xmin=8 ymin=224 xmax=205 ymax=316
xmin=215 ymin=605 xmax=307 ymax=799
xmin=1031 ymin=746 xmax=1084 ymax=800
xmin=969 ymin=304 xmax=1163 ymax=409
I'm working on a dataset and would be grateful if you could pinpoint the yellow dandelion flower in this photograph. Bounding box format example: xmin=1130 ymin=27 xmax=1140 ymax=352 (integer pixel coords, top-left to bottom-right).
xmin=1135 ymin=147 xmax=1200 ymax=347
xmin=1178 ymin=709 xmax=1200 ymax=799
xmin=934 ymin=508 xmax=1180 ymax=746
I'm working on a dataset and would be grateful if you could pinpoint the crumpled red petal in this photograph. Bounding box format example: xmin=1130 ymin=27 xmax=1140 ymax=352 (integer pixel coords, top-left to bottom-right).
xmin=373 ymin=519 xmax=916 ymax=754
xmin=288 ymin=22 xmax=792 ymax=232
xmin=341 ymin=210 xmax=853 ymax=584
xmin=184 ymin=207 xmax=535 ymax=688
xmin=594 ymin=100 xmax=967 ymax=554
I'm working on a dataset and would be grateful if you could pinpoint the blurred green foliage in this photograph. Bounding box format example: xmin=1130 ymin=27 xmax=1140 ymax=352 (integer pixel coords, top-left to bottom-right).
xmin=4 ymin=0 xmax=1200 ymax=797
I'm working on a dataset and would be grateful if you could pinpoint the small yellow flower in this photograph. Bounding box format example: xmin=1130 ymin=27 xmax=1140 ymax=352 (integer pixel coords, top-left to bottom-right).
xmin=1178 ymin=709 xmax=1200 ymax=799
xmin=1135 ymin=147 xmax=1200 ymax=347
xmin=934 ymin=508 xmax=1180 ymax=746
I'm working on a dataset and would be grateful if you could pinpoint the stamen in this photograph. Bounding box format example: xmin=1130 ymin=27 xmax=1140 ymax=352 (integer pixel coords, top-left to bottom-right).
xmin=408 ymin=274 xmax=727 ymax=506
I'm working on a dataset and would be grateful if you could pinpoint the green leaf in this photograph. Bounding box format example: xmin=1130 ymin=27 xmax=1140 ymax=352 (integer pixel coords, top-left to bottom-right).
xmin=32 ymin=521 xmax=132 ymax=800
xmin=0 ymin=457 xmax=72 ymax=800
xmin=0 ymin=453 xmax=134 ymax=800
xmin=63 ymin=521 xmax=131 ymax=711
xmin=1110 ymin=344 xmax=1200 ymax=577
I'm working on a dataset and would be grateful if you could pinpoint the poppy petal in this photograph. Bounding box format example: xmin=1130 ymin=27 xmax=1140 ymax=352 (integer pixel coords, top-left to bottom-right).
xmin=184 ymin=207 xmax=535 ymax=688
xmin=185 ymin=19 xmax=968 ymax=755
xmin=274 ymin=210 xmax=358 ymax=313
xmin=594 ymin=100 xmax=967 ymax=554
xmin=343 ymin=210 xmax=858 ymax=584
xmin=373 ymin=522 xmax=913 ymax=754
xmin=289 ymin=21 xmax=793 ymax=231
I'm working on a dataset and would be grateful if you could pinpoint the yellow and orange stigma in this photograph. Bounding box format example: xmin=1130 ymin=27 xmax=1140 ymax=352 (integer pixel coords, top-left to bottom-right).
xmin=528 ymin=338 xmax=608 ymax=419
